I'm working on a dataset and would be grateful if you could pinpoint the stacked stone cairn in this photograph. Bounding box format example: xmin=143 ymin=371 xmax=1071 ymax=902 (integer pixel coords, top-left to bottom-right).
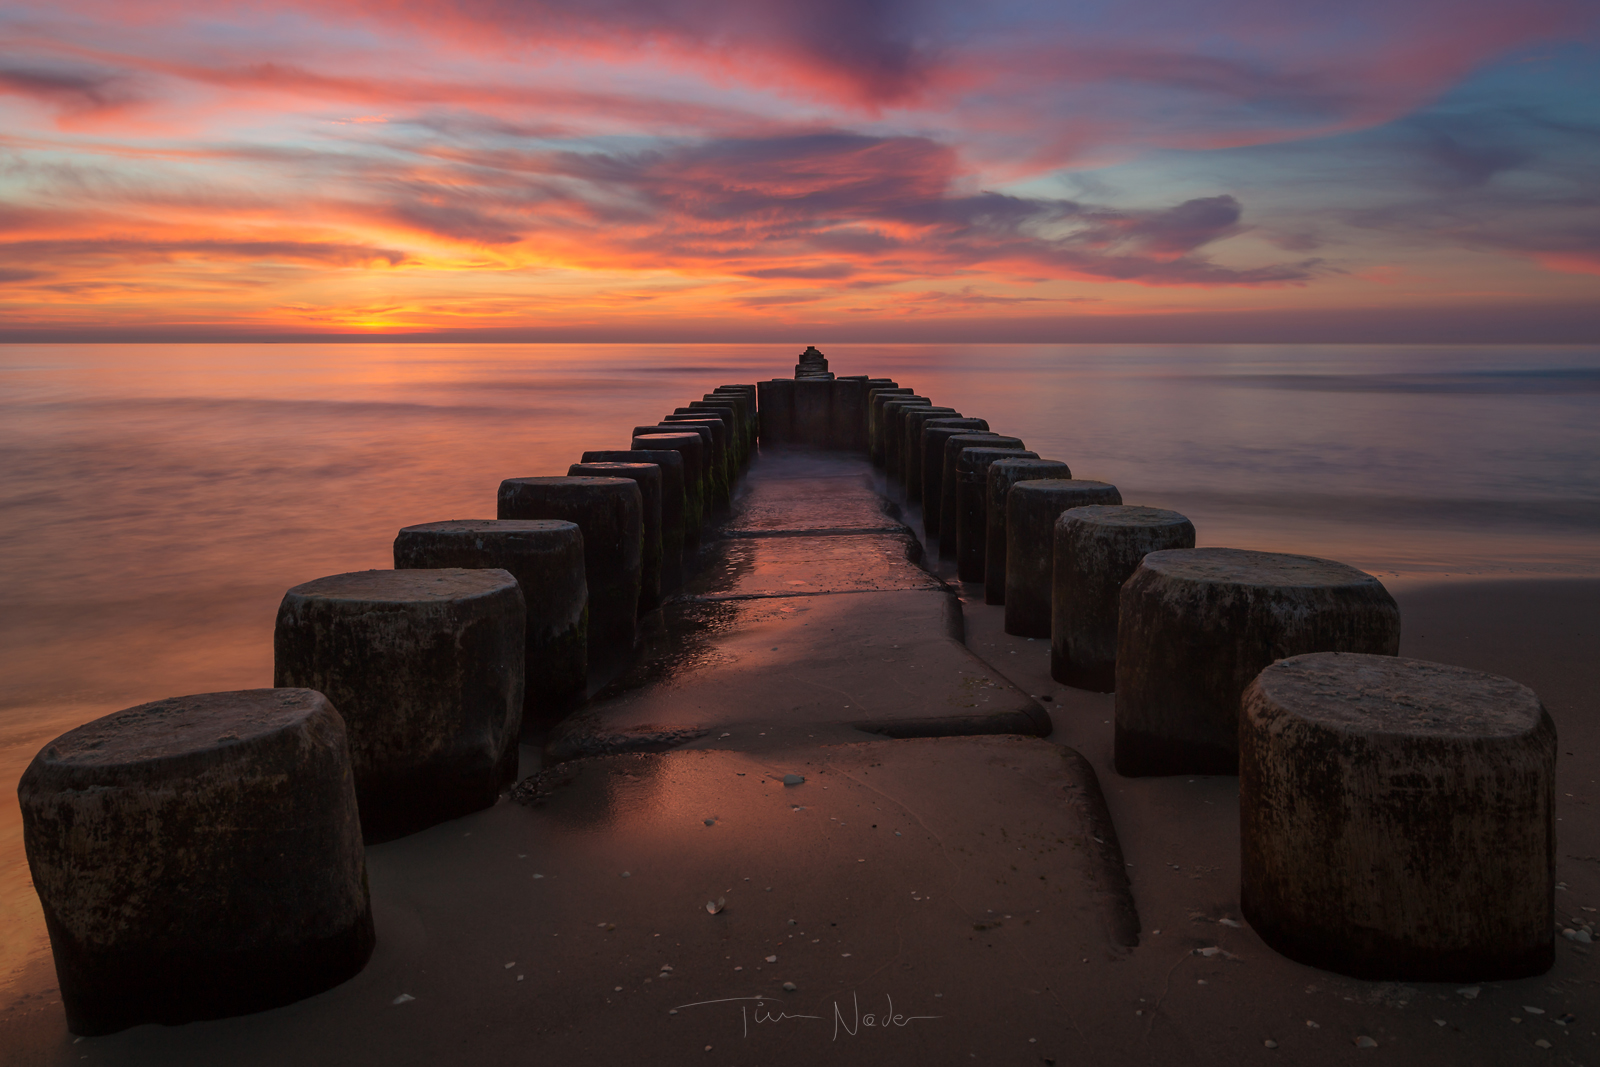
xmin=19 ymin=347 xmax=1557 ymax=1034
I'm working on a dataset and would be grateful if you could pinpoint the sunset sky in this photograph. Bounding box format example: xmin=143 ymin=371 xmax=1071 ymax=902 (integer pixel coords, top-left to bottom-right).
xmin=2 ymin=0 xmax=1597 ymax=341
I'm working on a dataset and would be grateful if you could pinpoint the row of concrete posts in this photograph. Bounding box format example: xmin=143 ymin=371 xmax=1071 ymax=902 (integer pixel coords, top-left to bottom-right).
xmin=18 ymin=381 xmax=759 ymax=1035
xmin=783 ymin=361 xmax=1558 ymax=984
xmin=17 ymin=349 xmax=1560 ymax=1038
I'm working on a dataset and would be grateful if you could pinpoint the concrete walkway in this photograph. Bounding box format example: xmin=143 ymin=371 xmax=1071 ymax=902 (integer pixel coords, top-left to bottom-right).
xmin=552 ymin=452 xmax=1051 ymax=758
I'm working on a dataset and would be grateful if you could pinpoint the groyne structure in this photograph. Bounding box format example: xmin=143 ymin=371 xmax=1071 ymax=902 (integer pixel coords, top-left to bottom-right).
xmin=16 ymin=348 xmax=1561 ymax=1052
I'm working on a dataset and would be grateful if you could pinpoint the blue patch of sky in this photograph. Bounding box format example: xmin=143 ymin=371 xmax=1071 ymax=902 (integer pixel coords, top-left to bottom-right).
xmin=1008 ymin=42 xmax=1599 ymax=217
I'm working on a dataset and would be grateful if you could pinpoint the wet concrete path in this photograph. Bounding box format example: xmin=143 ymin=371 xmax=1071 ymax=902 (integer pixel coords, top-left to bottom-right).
xmin=551 ymin=451 xmax=1051 ymax=757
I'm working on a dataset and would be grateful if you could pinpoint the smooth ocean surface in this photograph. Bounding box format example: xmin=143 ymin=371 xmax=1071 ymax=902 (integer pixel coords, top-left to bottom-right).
xmin=3 ymin=341 xmax=1599 ymax=988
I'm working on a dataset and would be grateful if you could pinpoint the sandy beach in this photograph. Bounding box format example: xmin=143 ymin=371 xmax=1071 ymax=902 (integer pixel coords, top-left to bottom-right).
xmin=2 ymin=451 xmax=1594 ymax=1066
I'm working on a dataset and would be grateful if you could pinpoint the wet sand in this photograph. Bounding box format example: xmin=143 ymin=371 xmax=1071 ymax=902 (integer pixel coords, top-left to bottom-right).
xmin=1 ymin=452 xmax=1596 ymax=1066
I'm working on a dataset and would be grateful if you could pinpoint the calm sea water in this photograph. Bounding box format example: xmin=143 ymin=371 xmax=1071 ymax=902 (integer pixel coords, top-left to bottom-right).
xmin=3 ymin=341 xmax=1599 ymax=987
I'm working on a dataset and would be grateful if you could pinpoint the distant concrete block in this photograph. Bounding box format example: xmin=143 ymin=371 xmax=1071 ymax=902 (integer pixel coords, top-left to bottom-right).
xmin=498 ymin=476 xmax=643 ymax=659
xmin=983 ymin=458 xmax=1071 ymax=604
xmin=1003 ymin=479 xmax=1121 ymax=636
xmin=955 ymin=447 xmax=1037 ymax=581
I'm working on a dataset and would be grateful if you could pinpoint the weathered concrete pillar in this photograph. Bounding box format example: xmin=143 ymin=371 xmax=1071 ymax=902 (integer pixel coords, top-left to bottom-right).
xmin=920 ymin=423 xmax=991 ymax=538
xmin=681 ymin=403 xmax=742 ymax=466
xmin=665 ymin=412 xmax=735 ymax=493
xmin=956 ymin=447 xmax=1038 ymax=581
xmin=717 ymin=385 xmax=757 ymax=452
xmin=1241 ymin=652 xmax=1555 ymax=980
xmin=583 ymin=449 xmax=686 ymax=591
xmin=497 ymin=476 xmax=644 ymax=660
xmin=395 ymin=520 xmax=587 ymax=731
xmin=636 ymin=423 xmax=720 ymax=517
xmin=901 ymin=407 xmax=958 ymax=501
xmin=1114 ymin=548 xmax=1401 ymax=777
xmin=830 ymin=378 xmax=869 ymax=452
xmin=692 ymin=398 xmax=748 ymax=463
xmin=1003 ymin=479 xmax=1121 ymax=636
xmin=660 ymin=415 xmax=731 ymax=506
xmin=868 ymin=388 xmax=914 ymax=466
xmin=756 ymin=380 xmax=794 ymax=446
xmin=18 ymin=688 xmax=375 ymax=1035
xmin=861 ymin=379 xmax=898 ymax=447
xmin=710 ymin=387 xmax=756 ymax=455
xmin=632 ymin=432 xmax=705 ymax=551
xmin=1051 ymin=506 xmax=1194 ymax=691
xmin=942 ymin=434 xmax=1024 ymax=557
xmin=793 ymin=378 xmax=834 ymax=447
xmin=984 ymin=458 xmax=1071 ymax=604
xmin=275 ymin=569 xmax=525 ymax=840
xmin=569 ymin=462 xmax=662 ymax=612
xmin=881 ymin=397 xmax=932 ymax=485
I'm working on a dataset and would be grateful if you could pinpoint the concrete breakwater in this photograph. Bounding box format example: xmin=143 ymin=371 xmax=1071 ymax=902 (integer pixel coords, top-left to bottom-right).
xmin=12 ymin=348 xmax=1568 ymax=1055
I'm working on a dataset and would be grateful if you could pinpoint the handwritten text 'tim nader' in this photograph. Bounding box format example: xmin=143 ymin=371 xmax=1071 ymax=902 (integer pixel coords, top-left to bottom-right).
xmin=674 ymin=991 xmax=941 ymax=1040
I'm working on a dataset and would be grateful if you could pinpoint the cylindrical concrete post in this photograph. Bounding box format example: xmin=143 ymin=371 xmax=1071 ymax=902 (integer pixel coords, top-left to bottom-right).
xmin=942 ymin=434 xmax=1024 ymax=558
xmin=636 ymin=424 xmax=718 ymax=520
xmin=882 ymin=398 xmax=932 ymax=486
xmin=395 ymin=520 xmax=587 ymax=732
xmin=18 ymin=688 xmax=375 ymax=1035
xmin=660 ymin=416 xmax=730 ymax=506
xmin=830 ymin=378 xmax=869 ymax=452
xmin=1002 ymin=479 xmax=1121 ymax=635
xmin=632 ymin=433 xmax=704 ymax=551
xmin=275 ymin=569 xmax=525 ymax=840
xmin=716 ymin=386 xmax=758 ymax=453
xmin=756 ymin=380 xmax=794 ymax=446
xmin=681 ymin=404 xmax=741 ymax=467
xmin=663 ymin=413 xmax=732 ymax=499
xmin=1051 ymin=506 xmax=1195 ymax=691
xmin=902 ymin=408 xmax=958 ymax=501
xmin=793 ymin=378 xmax=834 ymax=447
xmin=583 ymin=449 xmax=686 ymax=591
xmin=868 ymin=388 xmax=914 ymax=467
xmin=497 ymin=476 xmax=643 ymax=660
xmin=956 ymin=448 xmax=1038 ymax=581
xmin=984 ymin=458 xmax=1071 ymax=604
xmin=1114 ymin=548 xmax=1402 ymax=777
xmin=569 ymin=462 xmax=662 ymax=612
xmin=1241 ymin=652 xmax=1555 ymax=980
xmin=689 ymin=400 xmax=746 ymax=465
xmin=861 ymin=379 xmax=897 ymax=448
xmin=706 ymin=391 xmax=754 ymax=455
xmin=920 ymin=420 xmax=990 ymax=534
